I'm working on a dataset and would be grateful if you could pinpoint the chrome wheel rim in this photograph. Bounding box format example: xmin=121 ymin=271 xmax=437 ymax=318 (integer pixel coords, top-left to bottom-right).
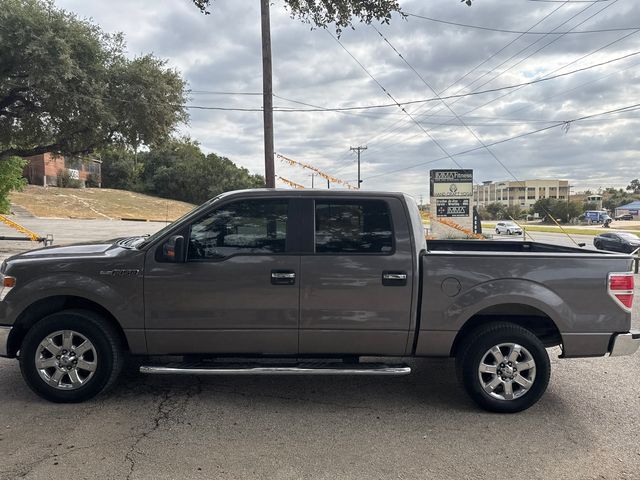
xmin=35 ymin=330 xmax=98 ymax=390
xmin=478 ymin=343 xmax=536 ymax=401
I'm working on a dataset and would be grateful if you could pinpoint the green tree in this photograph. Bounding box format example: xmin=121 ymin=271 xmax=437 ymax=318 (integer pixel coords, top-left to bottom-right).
xmin=191 ymin=0 xmax=403 ymax=33
xmin=0 ymin=0 xmax=188 ymax=160
xmin=504 ymin=205 xmax=523 ymax=221
xmin=140 ymin=139 xmax=264 ymax=204
xmin=484 ymin=202 xmax=506 ymax=220
xmin=0 ymin=157 xmax=27 ymax=213
xmin=627 ymin=179 xmax=640 ymax=194
xmin=603 ymin=190 xmax=639 ymax=211
xmin=98 ymin=146 xmax=138 ymax=190
xmin=531 ymin=198 xmax=582 ymax=223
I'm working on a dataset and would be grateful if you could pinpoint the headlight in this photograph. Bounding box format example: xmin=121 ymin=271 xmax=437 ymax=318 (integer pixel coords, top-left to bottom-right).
xmin=0 ymin=275 xmax=16 ymax=301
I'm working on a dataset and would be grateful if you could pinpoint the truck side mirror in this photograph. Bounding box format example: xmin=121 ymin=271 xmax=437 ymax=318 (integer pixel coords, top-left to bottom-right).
xmin=162 ymin=235 xmax=185 ymax=262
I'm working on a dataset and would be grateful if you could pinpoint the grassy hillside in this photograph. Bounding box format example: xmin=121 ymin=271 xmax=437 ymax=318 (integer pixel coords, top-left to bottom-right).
xmin=10 ymin=186 xmax=195 ymax=221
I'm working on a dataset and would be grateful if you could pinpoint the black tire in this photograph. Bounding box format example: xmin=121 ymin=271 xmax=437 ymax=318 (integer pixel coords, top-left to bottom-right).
xmin=19 ymin=309 xmax=124 ymax=403
xmin=594 ymin=241 xmax=601 ymax=250
xmin=495 ymin=229 xmax=500 ymax=235
xmin=507 ymin=229 xmax=512 ymax=235
xmin=456 ymin=322 xmax=550 ymax=413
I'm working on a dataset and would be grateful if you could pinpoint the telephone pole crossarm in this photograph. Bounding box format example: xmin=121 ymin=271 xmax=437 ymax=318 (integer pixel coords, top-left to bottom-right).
xmin=350 ymin=145 xmax=367 ymax=189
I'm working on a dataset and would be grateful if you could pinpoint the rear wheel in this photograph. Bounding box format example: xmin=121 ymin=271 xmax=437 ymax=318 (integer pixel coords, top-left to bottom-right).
xmin=456 ymin=322 xmax=550 ymax=413
xmin=19 ymin=309 xmax=124 ymax=403
xmin=507 ymin=229 xmax=512 ymax=235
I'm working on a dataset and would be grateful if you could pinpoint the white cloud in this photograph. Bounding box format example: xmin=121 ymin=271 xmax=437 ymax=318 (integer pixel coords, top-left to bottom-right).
xmin=55 ymin=0 xmax=640 ymax=198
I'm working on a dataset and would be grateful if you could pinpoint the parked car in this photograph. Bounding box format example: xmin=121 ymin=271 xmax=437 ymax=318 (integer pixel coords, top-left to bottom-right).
xmin=495 ymin=221 xmax=523 ymax=235
xmin=0 ymin=190 xmax=638 ymax=413
xmin=615 ymin=214 xmax=634 ymax=221
xmin=593 ymin=232 xmax=640 ymax=253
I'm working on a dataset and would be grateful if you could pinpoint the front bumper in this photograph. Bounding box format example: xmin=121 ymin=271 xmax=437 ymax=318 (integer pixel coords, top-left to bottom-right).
xmin=609 ymin=330 xmax=640 ymax=357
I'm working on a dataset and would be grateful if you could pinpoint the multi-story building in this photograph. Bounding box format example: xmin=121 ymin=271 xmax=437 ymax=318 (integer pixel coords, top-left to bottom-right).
xmin=473 ymin=179 xmax=570 ymax=210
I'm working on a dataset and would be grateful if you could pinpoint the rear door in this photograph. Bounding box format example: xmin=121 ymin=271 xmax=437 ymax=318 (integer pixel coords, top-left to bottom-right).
xmin=144 ymin=196 xmax=300 ymax=355
xmin=298 ymin=196 xmax=414 ymax=355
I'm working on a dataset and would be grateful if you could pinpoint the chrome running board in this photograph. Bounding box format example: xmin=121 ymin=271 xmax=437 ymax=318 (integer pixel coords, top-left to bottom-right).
xmin=140 ymin=362 xmax=411 ymax=376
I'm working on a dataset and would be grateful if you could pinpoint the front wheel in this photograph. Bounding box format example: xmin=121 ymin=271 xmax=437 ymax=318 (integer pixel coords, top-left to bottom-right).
xmin=19 ymin=309 xmax=124 ymax=403
xmin=456 ymin=322 xmax=550 ymax=413
xmin=495 ymin=229 xmax=500 ymax=235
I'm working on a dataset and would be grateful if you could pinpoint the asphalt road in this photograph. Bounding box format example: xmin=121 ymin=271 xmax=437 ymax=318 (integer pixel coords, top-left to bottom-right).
xmin=0 ymin=219 xmax=639 ymax=479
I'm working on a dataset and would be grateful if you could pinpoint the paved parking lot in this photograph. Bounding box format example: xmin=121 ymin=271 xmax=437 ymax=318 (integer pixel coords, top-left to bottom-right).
xmin=0 ymin=218 xmax=639 ymax=479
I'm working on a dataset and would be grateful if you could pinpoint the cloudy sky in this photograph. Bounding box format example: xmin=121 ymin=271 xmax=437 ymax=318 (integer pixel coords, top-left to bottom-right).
xmin=55 ymin=0 xmax=640 ymax=199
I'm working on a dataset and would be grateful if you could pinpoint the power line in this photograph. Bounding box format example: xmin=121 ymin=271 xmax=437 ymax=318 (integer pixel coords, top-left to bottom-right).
xmin=190 ymin=91 xmax=263 ymax=95
xmin=359 ymin=1 xmax=573 ymax=149
xmin=405 ymin=12 xmax=637 ymax=34
xmin=363 ymin=102 xmax=640 ymax=180
xmin=326 ymin=30 xmax=463 ymax=169
xmin=411 ymin=0 xmax=614 ymax=130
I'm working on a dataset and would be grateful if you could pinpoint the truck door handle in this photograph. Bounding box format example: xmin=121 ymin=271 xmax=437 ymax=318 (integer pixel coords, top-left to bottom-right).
xmin=271 ymin=270 xmax=296 ymax=285
xmin=382 ymin=271 xmax=407 ymax=286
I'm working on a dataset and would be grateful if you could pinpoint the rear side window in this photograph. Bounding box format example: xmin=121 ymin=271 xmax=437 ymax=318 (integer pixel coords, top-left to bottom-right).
xmin=188 ymin=199 xmax=288 ymax=260
xmin=314 ymin=200 xmax=393 ymax=254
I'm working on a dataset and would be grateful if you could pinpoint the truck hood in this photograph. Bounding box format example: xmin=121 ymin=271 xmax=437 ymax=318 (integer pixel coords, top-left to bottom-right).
xmin=6 ymin=237 xmax=143 ymax=261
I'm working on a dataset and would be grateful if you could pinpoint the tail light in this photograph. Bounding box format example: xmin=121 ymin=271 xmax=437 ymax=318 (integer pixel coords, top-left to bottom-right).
xmin=608 ymin=273 xmax=635 ymax=311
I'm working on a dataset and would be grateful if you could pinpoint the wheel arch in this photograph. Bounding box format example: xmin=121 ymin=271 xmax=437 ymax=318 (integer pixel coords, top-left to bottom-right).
xmin=6 ymin=296 xmax=129 ymax=358
xmin=450 ymin=303 xmax=562 ymax=357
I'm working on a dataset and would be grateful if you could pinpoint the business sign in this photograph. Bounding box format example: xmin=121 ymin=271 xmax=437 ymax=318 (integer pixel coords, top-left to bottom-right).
xmin=430 ymin=169 xmax=473 ymax=197
xmin=436 ymin=198 xmax=470 ymax=217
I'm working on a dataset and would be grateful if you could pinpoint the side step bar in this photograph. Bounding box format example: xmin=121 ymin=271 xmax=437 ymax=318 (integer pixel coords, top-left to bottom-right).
xmin=140 ymin=362 xmax=411 ymax=376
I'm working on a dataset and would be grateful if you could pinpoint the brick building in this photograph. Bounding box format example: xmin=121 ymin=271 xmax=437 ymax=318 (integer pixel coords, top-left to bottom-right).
xmin=23 ymin=153 xmax=102 ymax=187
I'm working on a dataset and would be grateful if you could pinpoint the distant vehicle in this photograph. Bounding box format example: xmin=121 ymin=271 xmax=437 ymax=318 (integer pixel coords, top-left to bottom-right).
xmin=495 ymin=221 xmax=523 ymax=235
xmin=615 ymin=214 xmax=634 ymax=221
xmin=593 ymin=232 xmax=640 ymax=253
xmin=584 ymin=210 xmax=612 ymax=224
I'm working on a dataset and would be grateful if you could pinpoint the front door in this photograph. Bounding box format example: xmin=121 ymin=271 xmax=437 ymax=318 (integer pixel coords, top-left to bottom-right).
xmin=298 ymin=197 xmax=414 ymax=356
xmin=144 ymin=197 xmax=300 ymax=355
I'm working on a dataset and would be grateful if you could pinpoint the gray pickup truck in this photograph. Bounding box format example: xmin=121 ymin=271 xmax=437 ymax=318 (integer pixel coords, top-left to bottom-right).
xmin=0 ymin=190 xmax=638 ymax=412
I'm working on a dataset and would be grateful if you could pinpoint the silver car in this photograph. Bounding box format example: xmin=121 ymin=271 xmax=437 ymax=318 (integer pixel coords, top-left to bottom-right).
xmin=495 ymin=221 xmax=523 ymax=235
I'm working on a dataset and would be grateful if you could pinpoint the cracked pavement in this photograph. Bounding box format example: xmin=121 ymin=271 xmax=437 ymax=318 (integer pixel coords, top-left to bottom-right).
xmin=0 ymin=222 xmax=639 ymax=479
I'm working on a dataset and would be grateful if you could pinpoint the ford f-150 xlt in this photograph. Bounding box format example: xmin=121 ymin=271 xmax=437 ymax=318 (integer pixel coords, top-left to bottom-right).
xmin=0 ymin=189 xmax=638 ymax=412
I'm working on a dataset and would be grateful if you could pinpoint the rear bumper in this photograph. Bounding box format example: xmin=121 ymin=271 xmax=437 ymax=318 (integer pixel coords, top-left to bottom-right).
xmin=609 ymin=330 xmax=640 ymax=357
xmin=0 ymin=326 xmax=10 ymax=357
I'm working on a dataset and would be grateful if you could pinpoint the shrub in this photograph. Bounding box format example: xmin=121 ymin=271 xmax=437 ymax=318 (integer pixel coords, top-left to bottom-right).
xmin=56 ymin=169 xmax=82 ymax=188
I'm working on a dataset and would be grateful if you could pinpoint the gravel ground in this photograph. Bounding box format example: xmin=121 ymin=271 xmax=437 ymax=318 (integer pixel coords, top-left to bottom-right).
xmin=0 ymin=219 xmax=639 ymax=480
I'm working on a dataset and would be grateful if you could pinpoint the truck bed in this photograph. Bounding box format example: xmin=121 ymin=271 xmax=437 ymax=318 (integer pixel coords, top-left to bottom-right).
xmin=427 ymin=239 xmax=623 ymax=255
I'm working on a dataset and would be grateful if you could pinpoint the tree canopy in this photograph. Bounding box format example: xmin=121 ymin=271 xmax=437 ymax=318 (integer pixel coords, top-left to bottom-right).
xmin=100 ymin=140 xmax=265 ymax=204
xmin=0 ymin=0 xmax=188 ymax=161
xmin=191 ymin=0 xmax=403 ymax=33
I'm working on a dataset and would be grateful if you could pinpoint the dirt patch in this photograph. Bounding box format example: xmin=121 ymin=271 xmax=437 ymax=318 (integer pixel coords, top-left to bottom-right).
xmin=10 ymin=186 xmax=195 ymax=221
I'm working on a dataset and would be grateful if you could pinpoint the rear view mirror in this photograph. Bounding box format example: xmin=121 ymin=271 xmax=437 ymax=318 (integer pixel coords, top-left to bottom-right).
xmin=162 ymin=235 xmax=185 ymax=262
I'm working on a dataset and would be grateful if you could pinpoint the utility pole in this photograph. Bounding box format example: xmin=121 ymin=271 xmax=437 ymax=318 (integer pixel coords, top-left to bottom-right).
xmin=350 ymin=145 xmax=367 ymax=189
xmin=310 ymin=173 xmax=316 ymax=188
xmin=260 ymin=0 xmax=275 ymax=188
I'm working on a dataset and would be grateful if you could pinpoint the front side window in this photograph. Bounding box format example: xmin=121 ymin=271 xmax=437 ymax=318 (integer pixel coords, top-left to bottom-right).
xmin=188 ymin=199 xmax=288 ymax=260
xmin=315 ymin=200 xmax=393 ymax=254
